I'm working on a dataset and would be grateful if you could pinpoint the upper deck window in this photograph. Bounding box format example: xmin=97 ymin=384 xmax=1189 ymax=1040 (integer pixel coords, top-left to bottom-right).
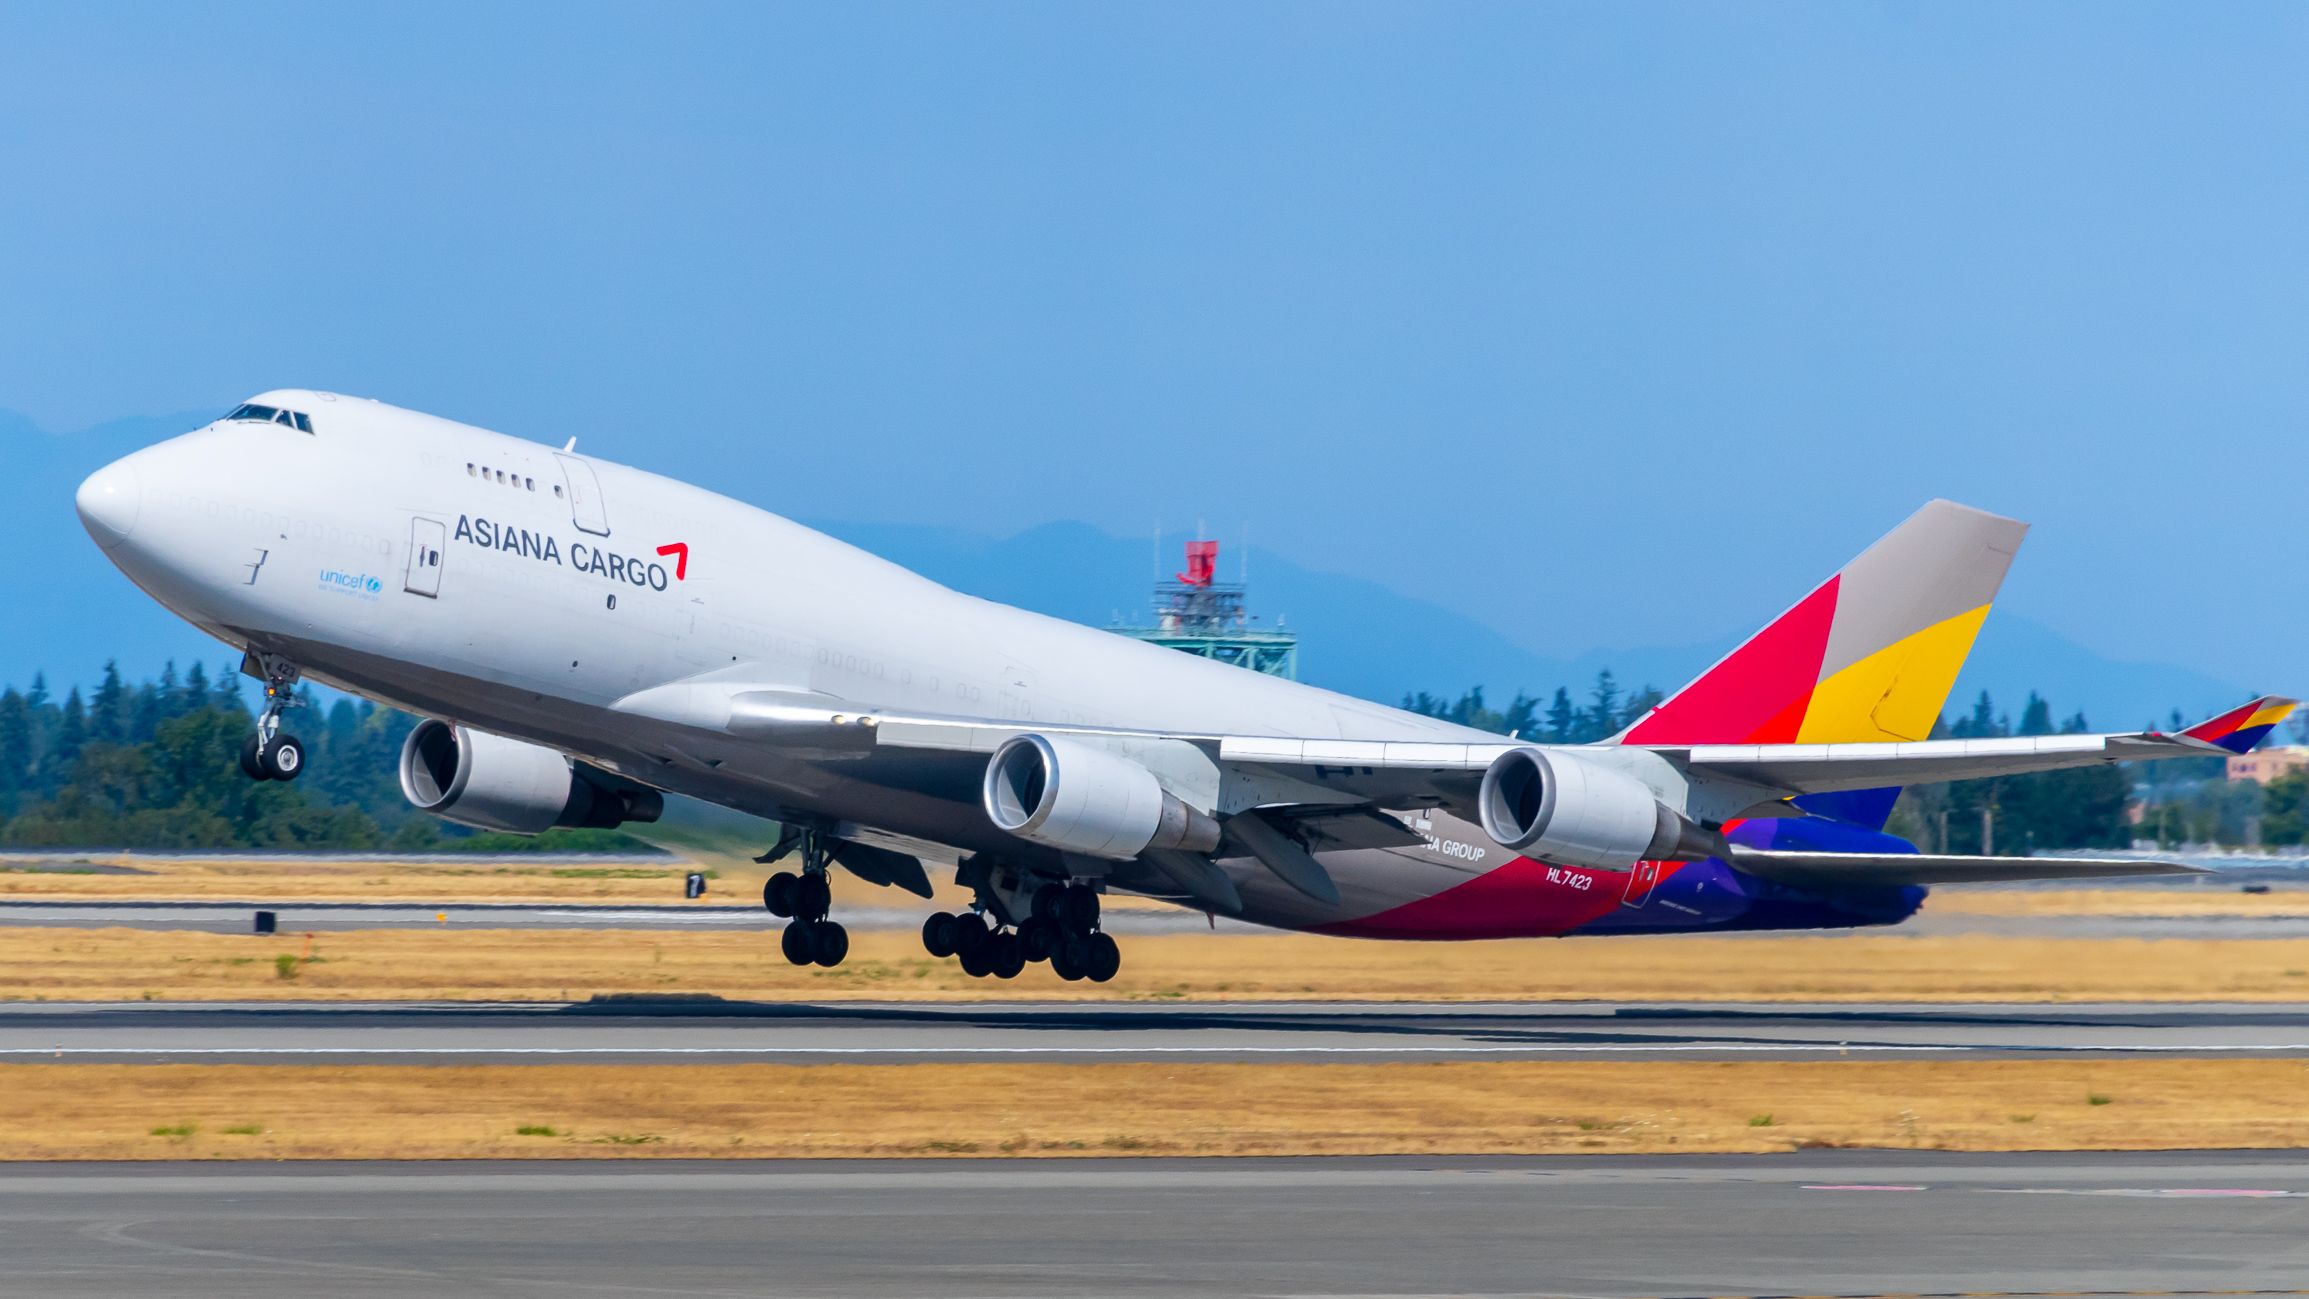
xmin=225 ymin=403 xmax=314 ymax=434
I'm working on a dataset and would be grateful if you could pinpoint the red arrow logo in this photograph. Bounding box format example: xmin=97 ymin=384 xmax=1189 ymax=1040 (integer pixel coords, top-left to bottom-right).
xmin=655 ymin=543 xmax=690 ymax=581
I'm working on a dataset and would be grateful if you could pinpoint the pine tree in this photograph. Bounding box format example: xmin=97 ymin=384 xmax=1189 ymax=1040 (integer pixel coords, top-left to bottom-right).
xmin=50 ymin=688 xmax=87 ymax=783
xmin=90 ymin=661 xmax=127 ymax=745
xmin=1582 ymin=671 xmax=1622 ymax=742
xmin=1620 ymin=684 xmax=1665 ymax=730
xmin=2017 ymin=692 xmax=2053 ymax=738
xmin=1544 ymin=687 xmax=1576 ymax=743
xmin=212 ymin=663 xmax=244 ymax=712
xmin=0 ymin=689 xmax=30 ymax=814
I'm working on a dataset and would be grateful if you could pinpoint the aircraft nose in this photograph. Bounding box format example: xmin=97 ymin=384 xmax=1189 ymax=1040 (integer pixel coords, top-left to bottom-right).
xmin=75 ymin=456 xmax=143 ymax=549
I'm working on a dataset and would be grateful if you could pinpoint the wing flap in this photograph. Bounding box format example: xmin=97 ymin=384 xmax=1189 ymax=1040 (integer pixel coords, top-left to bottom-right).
xmin=1729 ymin=847 xmax=2202 ymax=889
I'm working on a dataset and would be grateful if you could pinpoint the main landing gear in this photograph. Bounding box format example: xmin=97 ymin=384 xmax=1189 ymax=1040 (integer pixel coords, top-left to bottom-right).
xmin=921 ymin=879 xmax=1120 ymax=983
xmin=760 ymin=829 xmax=848 ymax=969
xmin=236 ymin=654 xmax=306 ymax=783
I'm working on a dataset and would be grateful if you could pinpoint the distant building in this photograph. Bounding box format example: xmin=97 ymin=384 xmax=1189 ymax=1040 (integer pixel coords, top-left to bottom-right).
xmin=1113 ymin=539 xmax=1299 ymax=680
xmin=2227 ymin=745 xmax=2309 ymax=784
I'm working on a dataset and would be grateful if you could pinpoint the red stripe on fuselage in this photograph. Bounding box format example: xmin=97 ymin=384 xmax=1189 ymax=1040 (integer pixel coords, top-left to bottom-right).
xmin=1318 ymin=855 xmax=1687 ymax=940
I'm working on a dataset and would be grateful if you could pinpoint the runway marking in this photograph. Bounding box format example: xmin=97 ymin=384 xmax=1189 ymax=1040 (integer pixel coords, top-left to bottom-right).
xmin=6 ymin=1041 xmax=2309 ymax=1058
xmin=1983 ymin=1187 xmax=2303 ymax=1198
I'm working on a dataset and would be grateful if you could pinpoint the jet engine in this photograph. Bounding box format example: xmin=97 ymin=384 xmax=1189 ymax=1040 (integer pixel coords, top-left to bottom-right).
xmin=399 ymin=719 xmax=664 ymax=835
xmin=1476 ymin=746 xmax=1719 ymax=871
xmin=982 ymin=732 xmax=1220 ymax=860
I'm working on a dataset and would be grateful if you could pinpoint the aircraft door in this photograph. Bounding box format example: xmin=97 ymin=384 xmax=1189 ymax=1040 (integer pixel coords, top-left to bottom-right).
xmin=556 ymin=453 xmax=611 ymax=536
xmin=404 ymin=517 xmax=446 ymax=598
xmin=1620 ymin=859 xmax=1662 ymax=909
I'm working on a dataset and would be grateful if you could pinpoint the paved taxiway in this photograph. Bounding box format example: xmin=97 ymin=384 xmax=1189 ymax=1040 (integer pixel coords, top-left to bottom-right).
xmin=5 ymin=1151 xmax=2304 ymax=1298
xmin=7 ymin=999 xmax=2309 ymax=1062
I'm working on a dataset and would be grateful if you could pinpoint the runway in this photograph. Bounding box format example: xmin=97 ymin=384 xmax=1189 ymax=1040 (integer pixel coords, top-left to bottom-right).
xmin=0 ymin=899 xmax=1226 ymax=934
xmin=9 ymin=897 xmax=2309 ymax=938
xmin=7 ymin=998 xmax=2309 ymax=1062
xmin=5 ymin=1151 xmax=2305 ymax=1297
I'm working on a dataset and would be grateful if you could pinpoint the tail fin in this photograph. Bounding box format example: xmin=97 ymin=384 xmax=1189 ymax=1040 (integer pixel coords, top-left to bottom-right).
xmin=1621 ymin=500 xmax=2027 ymax=827
xmin=2180 ymin=696 xmax=2299 ymax=755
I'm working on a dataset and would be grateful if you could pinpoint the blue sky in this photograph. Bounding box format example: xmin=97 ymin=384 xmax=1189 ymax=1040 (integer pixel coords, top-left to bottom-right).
xmin=4 ymin=3 xmax=2305 ymax=697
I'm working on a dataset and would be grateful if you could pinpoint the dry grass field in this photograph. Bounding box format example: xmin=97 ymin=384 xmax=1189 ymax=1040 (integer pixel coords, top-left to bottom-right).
xmin=9 ymin=926 xmax=2309 ymax=1002
xmin=1928 ymin=887 xmax=2309 ymax=918
xmin=0 ymin=855 xmax=763 ymax=904
xmin=6 ymin=856 xmax=2304 ymax=921
xmin=5 ymin=1058 xmax=2303 ymax=1160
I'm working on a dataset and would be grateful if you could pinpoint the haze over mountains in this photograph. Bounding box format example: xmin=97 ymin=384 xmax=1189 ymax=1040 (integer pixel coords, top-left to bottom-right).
xmin=14 ymin=409 xmax=2252 ymax=731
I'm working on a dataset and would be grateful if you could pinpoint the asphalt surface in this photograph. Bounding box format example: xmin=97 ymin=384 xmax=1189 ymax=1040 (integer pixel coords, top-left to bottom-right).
xmin=8 ymin=998 xmax=2309 ymax=1063
xmin=6 ymin=1151 xmax=2306 ymax=1297
xmin=0 ymin=899 xmax=1229 ymax=933
xmin=9 ymin=897 xmax=2309 ymax=938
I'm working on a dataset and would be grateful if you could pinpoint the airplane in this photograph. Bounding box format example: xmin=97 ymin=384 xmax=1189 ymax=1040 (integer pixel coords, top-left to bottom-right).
xmin=72 ymin=390 xmax=2295 ymax=982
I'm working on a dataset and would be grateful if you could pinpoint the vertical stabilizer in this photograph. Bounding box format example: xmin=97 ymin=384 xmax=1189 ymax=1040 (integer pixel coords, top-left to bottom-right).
xmin=1621 ymin=500 xmax=2027 ymax=827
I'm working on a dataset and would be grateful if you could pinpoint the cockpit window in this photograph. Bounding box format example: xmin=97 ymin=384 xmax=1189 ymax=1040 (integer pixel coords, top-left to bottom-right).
xmin=225 ymin=403 xmax=314 ymax=434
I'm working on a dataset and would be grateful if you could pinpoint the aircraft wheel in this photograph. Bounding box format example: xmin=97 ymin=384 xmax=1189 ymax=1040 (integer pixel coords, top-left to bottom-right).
xmin=1058 ymin=885 xmax=1099 ymax=933
xmin=921 ymin=912 xmax=959 ymax=958
xmin=1051 ymin=935 xmax=1088 ymax=982
xmin=1084 ymin=932 xmax=1122 ymax=984
xmin=779 ymin=920 xmax=817 ymax=966
xmin=1017 ymin=917 xmax=1058 ymax=963
xmin=764 ymin=872 xmax=799 ymax=917
xmin=1030 ymin=882 xmax=1066 ymax=924
xmin=260 ymin=734 xmax=305 ymax=782
xmin=792 ymin=872 xmax=832 ymax=920
xmin=811 ymin=920 xmax=849 ymax=968
xmin=957 ymin=936 xmax=994 ymax=979
xmin=239 ymin=735 xmax=272 ymax=782
xmin=988 ymin=932 xmax=1026 ymax=980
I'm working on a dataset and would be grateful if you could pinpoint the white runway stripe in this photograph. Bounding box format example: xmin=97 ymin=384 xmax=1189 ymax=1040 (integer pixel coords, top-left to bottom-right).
xmin=5 ymin=1041 xmax=2309 ymax=1057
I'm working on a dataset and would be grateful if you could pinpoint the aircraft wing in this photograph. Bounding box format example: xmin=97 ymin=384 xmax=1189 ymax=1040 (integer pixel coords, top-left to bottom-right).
xmin=614 ymin=680 xmax=2294 ymax=822
xmin=1726 ymin=848 xmax=2203 ymax=889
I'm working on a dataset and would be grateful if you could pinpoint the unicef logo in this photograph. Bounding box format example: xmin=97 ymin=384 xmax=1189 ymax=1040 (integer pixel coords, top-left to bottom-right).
xmin=319 ymin=569 xmax=387 ymax=601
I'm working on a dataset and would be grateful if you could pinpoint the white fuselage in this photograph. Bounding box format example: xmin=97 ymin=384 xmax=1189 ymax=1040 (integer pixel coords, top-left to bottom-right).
xmin=74 ymin=391 xmax=1500 ymax=923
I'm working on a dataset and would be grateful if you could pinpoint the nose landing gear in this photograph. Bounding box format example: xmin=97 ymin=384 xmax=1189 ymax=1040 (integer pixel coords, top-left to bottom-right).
xmin=237 ymin=654 xmax=306 ymax=783
xmin=760 ymin=828 xmax=848 ymax=968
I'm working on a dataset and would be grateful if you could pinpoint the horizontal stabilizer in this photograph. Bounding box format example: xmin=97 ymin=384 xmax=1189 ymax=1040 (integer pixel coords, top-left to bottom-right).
xmin=2181 ymin=695 xmax=2300 ymax=756
xmin=1728 ymin=847 xmax=2201 ymax=890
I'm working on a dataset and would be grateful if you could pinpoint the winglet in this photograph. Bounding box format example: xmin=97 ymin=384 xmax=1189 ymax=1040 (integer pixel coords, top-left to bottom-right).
xmin=2180 ymin=696 xmax=2299 ymax=755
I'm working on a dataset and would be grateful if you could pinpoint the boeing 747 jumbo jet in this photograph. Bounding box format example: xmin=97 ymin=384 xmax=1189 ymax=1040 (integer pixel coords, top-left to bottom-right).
xmin=73 ymin=392 xmax=2293 ymax=981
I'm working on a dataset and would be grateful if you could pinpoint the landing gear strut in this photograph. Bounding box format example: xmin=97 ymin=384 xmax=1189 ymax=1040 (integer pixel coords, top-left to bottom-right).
xmin=237 ymin=653 xmax=306 ymax=783
xmin=760 ymin=828 xmax=848 ymax=968
xmin=922 ymin=866 xmax=1120 ymax=983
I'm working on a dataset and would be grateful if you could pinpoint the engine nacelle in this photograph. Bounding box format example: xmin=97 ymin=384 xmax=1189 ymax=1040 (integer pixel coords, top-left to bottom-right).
xmin=399 ymin=720 xmax=664 ymax=835
xmin=982 ymin=732 xmax=1220 ymax=860
xmin=1477 ymin=746 xmax=1717 ymax=871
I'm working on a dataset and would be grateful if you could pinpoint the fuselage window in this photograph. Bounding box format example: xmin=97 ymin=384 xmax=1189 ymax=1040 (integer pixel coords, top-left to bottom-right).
xmin=467 ymin=463 xmax=477 ymax=477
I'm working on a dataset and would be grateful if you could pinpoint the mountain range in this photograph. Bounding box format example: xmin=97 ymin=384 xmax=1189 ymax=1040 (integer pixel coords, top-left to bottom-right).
xmin=9 ymin=408 xmax=2255 ymax=731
